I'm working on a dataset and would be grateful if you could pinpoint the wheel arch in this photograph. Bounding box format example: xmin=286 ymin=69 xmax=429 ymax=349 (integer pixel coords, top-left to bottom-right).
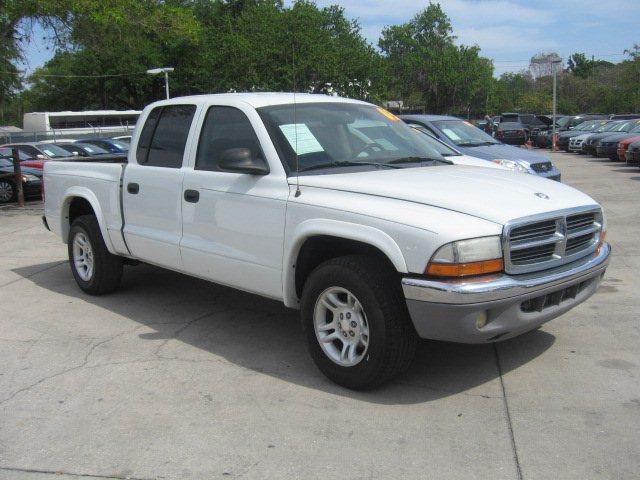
xmin=283 ymin=219 xmax=407 ymax=308
xmin=61 ymin=187 xmax=115 ymax=253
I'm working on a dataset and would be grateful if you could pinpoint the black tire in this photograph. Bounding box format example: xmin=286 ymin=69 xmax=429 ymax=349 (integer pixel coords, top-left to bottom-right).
xmin=68 ymin=215 xmax=123 ymax=295
xmin=300 ymin=255 xmax=417 ymax=390
xmin=0 ymin=179 xmax=15 ymax=204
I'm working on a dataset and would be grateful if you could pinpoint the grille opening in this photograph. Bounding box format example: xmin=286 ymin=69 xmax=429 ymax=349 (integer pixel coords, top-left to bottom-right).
xmin=566 ymin=233 xmax=595 ymax=254
xmin=511 ymin=243 xmax=556 ymax=264
xmin=520 ymin=280 xmax=592 ymax=313
xmin=510 ymin=220 xmax=557 ymax=242
xmin=530 ymin=162 xmax=553 ymax=173
xmin=566 ymin=213 xmax=596 ymax=232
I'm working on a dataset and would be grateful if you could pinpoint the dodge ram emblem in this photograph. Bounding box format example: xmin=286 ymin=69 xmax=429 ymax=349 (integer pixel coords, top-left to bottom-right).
xmin=534 ymin=192 xmax=550 ymax=199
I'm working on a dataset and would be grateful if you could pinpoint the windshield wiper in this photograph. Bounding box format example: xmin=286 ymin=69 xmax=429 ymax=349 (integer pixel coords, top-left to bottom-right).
xmin=386 ymin=156 xmax=452 ymax=165
xmin=457 ymin=141 xmax=496 ymax=147
xmin=299 ymin=160 xmax=401 ymax=172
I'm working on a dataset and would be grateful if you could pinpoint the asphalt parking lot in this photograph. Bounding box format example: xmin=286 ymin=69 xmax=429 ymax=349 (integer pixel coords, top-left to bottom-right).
xmin=0 ymin=152 xmax=638 ymax=480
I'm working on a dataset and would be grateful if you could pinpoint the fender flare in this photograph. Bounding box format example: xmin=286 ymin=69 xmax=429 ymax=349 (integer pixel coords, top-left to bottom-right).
xmin=60 ymin=186 xmax=116 ymax=254
xmin=282 ymin=218 xmax=407 ymax=308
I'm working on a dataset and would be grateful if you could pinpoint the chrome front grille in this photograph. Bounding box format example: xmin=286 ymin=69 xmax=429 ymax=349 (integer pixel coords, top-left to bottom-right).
xmin=503 ymin=207 xmax=603 ymax=274
xmin=530 ymin=162 xmax=553 ymax=173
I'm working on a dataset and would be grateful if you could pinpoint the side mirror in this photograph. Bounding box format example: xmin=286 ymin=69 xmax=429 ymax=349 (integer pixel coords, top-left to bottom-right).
xmin=71 ymin=151 xmax=80 ymax=156
xmin=219 ymin=148 xmax=269 ymax=175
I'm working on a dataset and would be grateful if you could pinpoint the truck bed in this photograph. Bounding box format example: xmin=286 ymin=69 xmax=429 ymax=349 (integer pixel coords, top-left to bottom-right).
xmin=43 ymin=159 xmax=128 ymax=255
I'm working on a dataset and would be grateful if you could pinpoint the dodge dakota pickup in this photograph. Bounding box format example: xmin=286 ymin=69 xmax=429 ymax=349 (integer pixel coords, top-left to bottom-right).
xmin=43 ymin=93 xmax=610 ymax=389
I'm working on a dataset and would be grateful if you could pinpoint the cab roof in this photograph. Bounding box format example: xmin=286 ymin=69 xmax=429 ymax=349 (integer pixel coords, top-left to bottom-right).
xmin=151 ymin=92 xmax=369 ymax=109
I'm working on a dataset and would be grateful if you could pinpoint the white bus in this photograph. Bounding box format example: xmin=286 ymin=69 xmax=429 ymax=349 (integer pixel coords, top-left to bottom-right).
xmin=23 ymin=110 xmax=141 ymax=135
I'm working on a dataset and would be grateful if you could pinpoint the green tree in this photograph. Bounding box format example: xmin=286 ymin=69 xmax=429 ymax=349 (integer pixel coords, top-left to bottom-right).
xmin=379 ymin=3 xmax=493 ymax=115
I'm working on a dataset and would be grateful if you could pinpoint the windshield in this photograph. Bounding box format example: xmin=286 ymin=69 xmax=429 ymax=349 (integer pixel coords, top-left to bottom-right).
xmin=73 ymin=143 xmax=110 ymax=155
xmin=38 ymin=144 xmax=72 ymax=158
xmin=258 ymin=103 xmax=448 ymax=173
xmin=0 ymin=147 xmax=31 ymax=160
xmin=431 ymin=119 xmax=499 ymax=146
xmin=556 ymin=117 xmax=572 ymax=128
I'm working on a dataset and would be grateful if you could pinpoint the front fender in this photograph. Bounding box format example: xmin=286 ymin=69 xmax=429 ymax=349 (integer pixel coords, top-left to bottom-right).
xmin=61 ymin=186 xmax=116 ymax=254
xmin=282 ymin=218 xmax=407 ymax=308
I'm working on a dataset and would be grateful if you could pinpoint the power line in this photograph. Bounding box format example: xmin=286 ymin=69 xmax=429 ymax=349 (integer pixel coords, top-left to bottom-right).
xmin=0 ymin=70 xmax=149 ymax=78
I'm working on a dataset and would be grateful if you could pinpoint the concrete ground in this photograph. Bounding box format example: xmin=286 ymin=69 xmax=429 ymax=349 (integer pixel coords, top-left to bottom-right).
xmin=0 ymin=152 xmax=638 ymax=480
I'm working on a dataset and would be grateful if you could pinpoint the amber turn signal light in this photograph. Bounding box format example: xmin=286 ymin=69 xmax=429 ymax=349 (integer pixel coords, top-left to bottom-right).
xmin=426 ymin=259 xmax=504 ymax=278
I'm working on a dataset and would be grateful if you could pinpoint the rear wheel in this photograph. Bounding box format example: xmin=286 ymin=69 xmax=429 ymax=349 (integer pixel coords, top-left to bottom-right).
xmin=68 ymin=215 xmax=123 ymax=295
xmin=0 ymin=179 xmax=15 ymax=203
xmin=301 ymin=255 xmax=417 ymax=390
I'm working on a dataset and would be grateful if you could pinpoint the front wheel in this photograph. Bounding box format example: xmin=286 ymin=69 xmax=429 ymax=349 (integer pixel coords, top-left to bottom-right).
xmin=0 ymin=179 xmax=15 ymax=203
xmin=68 ymin=215 xmax=123 ymax=295
xmin=301 ymin=255 xmax=417 ymax=390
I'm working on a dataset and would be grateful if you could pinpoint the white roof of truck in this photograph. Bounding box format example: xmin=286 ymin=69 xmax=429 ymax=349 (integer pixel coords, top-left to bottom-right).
xmin=155 ymin=92 xmax=368 ymax=109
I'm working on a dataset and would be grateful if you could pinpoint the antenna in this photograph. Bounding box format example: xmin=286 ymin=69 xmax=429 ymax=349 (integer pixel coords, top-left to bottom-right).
xmin=292 ymin=40 xmax=301 ymax=198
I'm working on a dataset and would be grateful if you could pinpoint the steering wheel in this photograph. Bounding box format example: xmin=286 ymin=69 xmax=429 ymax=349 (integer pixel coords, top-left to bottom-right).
xmin=355 ymin=143 xmax=382 ymax=158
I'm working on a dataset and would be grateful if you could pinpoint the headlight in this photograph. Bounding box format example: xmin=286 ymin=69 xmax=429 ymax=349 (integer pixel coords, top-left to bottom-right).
xmin=490 ymin=159 xmax=531 ymax=173
xmin=426 ymin=236 xmax=503 ymax=277
xmin=22 ymin=174 xmax=39 ymax=182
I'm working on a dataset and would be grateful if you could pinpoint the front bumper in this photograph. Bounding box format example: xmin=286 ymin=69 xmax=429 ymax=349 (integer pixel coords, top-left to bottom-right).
xmin=596 ymin=145 xmax=617 ymax=158
xmin=402 ymin=244 xmax=611 ymax=343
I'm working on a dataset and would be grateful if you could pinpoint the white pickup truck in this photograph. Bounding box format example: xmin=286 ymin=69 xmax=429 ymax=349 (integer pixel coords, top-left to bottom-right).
xmin=43 ymin=93 xmax=610 ymax=389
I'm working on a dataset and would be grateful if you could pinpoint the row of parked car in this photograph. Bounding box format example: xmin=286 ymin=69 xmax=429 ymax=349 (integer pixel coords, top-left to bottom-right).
xmin=0 ymin=136 xmax=131 ymax=203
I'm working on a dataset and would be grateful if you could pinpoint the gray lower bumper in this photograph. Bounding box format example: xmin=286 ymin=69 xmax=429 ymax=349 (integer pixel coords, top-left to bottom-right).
xmin=402 ymin=244 xmax=611 ymax=343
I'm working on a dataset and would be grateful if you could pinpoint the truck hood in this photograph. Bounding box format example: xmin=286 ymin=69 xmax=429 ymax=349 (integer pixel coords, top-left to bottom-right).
xmin=294 ymin=166 xmax=597 ymax=225
xmin=455 ymin=143 xmax=549 ymax=165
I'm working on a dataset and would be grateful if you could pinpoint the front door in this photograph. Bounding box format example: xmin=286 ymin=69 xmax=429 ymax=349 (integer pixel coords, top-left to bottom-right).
xmin=180 ymin=105 xmax=288 ymax=299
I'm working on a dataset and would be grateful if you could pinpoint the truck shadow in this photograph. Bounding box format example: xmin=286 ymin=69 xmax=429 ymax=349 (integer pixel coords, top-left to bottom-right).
xmin=13 ymin=261 xmax=555 ymax=405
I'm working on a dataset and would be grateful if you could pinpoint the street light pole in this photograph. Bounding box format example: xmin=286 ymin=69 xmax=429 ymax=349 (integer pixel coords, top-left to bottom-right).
xmin=146 ymin=67 xmax=175 ymax=100
xmin=164 ymin=70 xmax=170 ymax=100
xmin=552 ymin=59 xmax=561 ymax=151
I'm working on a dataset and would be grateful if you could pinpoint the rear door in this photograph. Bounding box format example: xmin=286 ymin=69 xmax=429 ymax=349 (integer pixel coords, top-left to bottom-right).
xmin=123 ymin=104 xmax=197 ymax=270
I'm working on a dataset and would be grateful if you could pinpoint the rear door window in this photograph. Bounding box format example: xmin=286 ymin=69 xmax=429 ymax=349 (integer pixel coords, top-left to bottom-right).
xmin=137 ymin=105 xmax=196 ymax=168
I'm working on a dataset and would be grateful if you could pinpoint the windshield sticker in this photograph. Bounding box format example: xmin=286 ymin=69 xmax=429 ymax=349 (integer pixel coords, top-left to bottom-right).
xmin=441 ymin=128 xmax=462 ymax=141
xmin=279 ymin=124 xmax=324 ymax=155
xmin=84 ymin=146 xmax=94 ymax=152
xmin=376 ymin=107 xmax=400 ymax=122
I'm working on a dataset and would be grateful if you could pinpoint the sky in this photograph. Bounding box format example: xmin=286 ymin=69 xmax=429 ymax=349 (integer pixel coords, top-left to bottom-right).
xmin=20 ymin=0 xmax=640 ymax=76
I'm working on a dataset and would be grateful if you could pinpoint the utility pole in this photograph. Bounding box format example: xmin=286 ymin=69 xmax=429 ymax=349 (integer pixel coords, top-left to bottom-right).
xmin=11 ymin=147 xmax=24 ymax=207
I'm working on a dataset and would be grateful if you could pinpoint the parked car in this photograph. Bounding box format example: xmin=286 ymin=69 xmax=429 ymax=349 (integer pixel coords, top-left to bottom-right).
xmin=581 ymin=120 xmax=634 ymax=156
xmin=56 ymin=142 xmax=112 ymax=157
xmin=0 ymin=158 xmax=42 ymax=203
xmin=498 ymin=113 xmax=548 ymax=140
xmin=559 ymin=114 xmax=609 ymax=132
xmin=43 ymin=93 xmax=610 ymax=389
xmin=617 ymin=135 xmax=640 ymax=162
xmin=408 ymin=125 xmax=508 ymax=170
xmin=562 ymin=120 xmax=610 ymax=152
xmin=399 ymin=114 xmax=560 ymax=179
xmin=595 ymin=120 xmax=640 ymax=160
xmin=0 ymin=142 xmax=74 ymax=161
xmin=79 ymin=138 xmax=129 ymax=154
xmin=0 ymin=145 xmax=45 ymax=169
xmin=625 ymin=139 xmax=640 ymax=165
xmin=495 ymin=121 xmax=527 ymax=145
xmin=111 ymin=135 xmax=132 ymax=144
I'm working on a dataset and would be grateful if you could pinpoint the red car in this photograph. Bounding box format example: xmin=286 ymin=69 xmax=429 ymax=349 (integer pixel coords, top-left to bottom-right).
xmin=617 ymin=135 xmax=640 ymax=162
xmin=0 ymin=147 xmax=45 ymax=169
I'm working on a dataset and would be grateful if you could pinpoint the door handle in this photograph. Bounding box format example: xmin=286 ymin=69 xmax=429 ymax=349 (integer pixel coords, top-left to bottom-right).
xmin=127 ymin=182 xmax=139 ymax=194
xmin=184 ymin=189 xmax=200 ymax=203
